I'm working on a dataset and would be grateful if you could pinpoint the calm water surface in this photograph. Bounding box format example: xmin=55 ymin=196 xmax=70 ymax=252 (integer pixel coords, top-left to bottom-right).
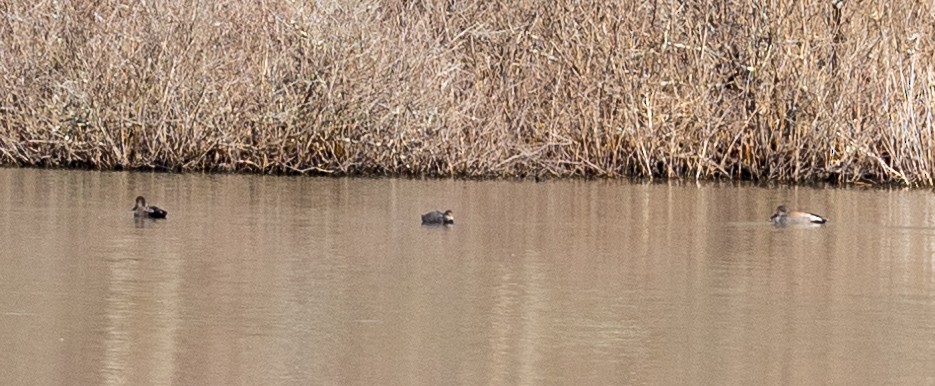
xmin=2 ymin=168 xmax=935 ymax=385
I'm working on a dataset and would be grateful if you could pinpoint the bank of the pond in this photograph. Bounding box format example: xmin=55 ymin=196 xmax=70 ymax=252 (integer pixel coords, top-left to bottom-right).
xmin=1 ymin=1 xmax=933 ymax=185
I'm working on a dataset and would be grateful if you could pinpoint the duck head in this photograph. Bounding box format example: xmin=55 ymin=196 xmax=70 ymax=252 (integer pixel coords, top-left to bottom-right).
xmin=132 ymin=196 xmax=147 ymax=211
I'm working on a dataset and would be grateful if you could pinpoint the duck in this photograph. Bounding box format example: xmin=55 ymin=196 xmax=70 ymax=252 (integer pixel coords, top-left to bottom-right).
xmin=770 ymin=205 xmax=827 ymax=226
xmin=421 ymin=210 xmax=454 ymax=225
xmin=133 ymin=196 xmax=168 ymax=219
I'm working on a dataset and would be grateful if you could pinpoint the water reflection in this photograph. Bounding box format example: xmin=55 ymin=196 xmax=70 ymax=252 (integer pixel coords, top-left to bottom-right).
xmin=1 ymin=169 xmax=935 ymax=384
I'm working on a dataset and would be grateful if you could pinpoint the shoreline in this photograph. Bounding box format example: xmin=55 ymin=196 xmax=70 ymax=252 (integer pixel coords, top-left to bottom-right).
xmin=0 ymin=163 xmax=901 ymax=191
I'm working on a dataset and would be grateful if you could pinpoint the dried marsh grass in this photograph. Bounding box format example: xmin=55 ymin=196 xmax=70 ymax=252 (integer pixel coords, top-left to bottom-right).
xmin=1 ymin=0 xmax=933 ymax=184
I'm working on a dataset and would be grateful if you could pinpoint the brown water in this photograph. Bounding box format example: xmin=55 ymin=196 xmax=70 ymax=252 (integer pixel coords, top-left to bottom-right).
xmin=2 ymin=168 xmax=935 ymax=385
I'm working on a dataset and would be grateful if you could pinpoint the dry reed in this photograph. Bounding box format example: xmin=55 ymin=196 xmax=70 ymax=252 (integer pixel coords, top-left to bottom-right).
xmin=1 ymin=0 xmax=933 ymax=184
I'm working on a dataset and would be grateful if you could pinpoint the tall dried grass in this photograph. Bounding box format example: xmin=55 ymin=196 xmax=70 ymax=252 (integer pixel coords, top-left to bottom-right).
xmin=1 ymin=0 xmax=933 ymax=184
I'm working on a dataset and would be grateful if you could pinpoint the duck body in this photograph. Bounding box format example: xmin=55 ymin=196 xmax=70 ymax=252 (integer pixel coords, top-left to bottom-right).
xmin=421 ymin=210 xmax=454 ymax=225
xmin=133 ymin=196 xmax=168 ymax=219
xmin=770 ymin=205 xmax=826 ymax=226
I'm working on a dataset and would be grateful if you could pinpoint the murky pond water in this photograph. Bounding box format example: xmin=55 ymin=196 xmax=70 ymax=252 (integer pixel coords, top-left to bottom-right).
xmin=2 ymin=168 xmax=935 ymax=385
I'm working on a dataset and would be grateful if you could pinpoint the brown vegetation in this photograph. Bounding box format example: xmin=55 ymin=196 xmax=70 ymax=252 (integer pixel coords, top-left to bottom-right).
xmin=0 ymin=1 xmax=933 ymax=184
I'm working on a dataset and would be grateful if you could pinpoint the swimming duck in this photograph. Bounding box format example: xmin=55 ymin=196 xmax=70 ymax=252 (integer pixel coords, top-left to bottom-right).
xmin=133 ymin=196 xmax=168 ymax=219
xmin=770 ymin=205 xmax=827 ymax=226
xmin=421 ymin=210 xmax=454 ymax=225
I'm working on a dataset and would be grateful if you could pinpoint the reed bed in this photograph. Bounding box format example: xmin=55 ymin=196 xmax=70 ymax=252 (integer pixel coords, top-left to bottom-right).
xmin=1 ymin=0 xmax=933 ymax=184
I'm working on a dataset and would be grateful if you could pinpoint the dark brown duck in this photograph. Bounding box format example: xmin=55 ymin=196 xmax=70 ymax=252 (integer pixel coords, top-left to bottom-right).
xmin=421 ymin=210 xmax=454 ymax=225
xmin=133 ymin=196 xmax=168 ymax=219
